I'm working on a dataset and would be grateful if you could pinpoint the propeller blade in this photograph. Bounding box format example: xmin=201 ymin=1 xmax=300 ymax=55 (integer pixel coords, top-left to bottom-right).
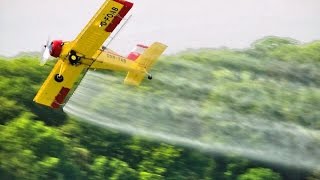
xmin=40 ymin=37 xmax=51 ymax=66
xmin=40 ymin=47 xmax=50 ymax=66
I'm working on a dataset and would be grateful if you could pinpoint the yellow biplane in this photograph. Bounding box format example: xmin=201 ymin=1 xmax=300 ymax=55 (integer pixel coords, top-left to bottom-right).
xmin=34 ymin=0 xmax=167 ymax=109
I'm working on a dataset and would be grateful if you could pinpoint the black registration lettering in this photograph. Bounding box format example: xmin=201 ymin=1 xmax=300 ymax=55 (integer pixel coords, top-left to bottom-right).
xmin=106 ymin=54 xmax=126 ymax=63
xmin=99 ymin=6 xmax=119 ymax=28
xmin=119 ymin=58 xmax=126 ymax=63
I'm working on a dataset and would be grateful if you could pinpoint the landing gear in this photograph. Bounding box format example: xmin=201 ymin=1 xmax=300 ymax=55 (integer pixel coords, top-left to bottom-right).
xmin=68 ymin=50 xmax=80 ymax=65
xmin=144 ymin=69 xmax=152 ymax=80
xmin=54 ymin=74 xmax=64 ymax=82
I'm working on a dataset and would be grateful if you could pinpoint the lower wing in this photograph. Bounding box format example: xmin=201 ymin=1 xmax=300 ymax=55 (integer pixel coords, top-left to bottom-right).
xmin=33 ymin=59 xmax=87 ymax=108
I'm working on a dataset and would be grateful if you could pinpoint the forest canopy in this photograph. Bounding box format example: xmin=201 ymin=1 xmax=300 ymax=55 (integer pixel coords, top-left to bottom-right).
xmin=0 ymin=37 xmax=319 ymax=179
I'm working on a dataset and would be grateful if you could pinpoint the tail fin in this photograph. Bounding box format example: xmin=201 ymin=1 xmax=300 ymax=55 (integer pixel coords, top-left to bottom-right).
xmin=124 ymin=42 xmax=167 ymax=86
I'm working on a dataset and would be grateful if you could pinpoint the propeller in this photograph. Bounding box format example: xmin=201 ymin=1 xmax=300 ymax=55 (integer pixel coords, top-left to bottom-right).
xmin=40 ymin=38 xmax=51 ymax=66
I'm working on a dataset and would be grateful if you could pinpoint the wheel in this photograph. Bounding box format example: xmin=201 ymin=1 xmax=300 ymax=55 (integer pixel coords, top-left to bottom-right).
xmin=147 ymin=74 xmax=152 ymax=80
xmin=54 ymin=74 xmax=64 ymax=82
xmin=68 ymin=50 xmax=80 ymax=65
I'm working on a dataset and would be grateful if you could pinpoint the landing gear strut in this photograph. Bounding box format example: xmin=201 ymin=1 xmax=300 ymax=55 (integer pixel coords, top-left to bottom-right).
xmin=144 ymin=69 xmax=152 ymax=80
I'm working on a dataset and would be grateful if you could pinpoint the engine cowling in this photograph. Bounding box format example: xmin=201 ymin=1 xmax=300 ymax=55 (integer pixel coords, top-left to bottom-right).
xmin=127 ymin=44 xmax=148 ymax=61
xmin=49 ymin=40 xmax=63 ymax=58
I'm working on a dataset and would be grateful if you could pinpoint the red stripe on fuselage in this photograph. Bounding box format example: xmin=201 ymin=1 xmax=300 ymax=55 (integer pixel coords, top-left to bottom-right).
xmin=105 ymin=0 xmax=133 ymax=32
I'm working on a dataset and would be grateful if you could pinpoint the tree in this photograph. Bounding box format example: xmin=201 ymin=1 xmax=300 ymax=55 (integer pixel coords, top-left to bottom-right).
xmin=139 ymin=171 xmax=164 ymax=180
xmin=238 ymin=168 xmax=282 ymax=180
xmin=307 ymin=170 xmax=320 ymax=180
xmin=247 ymin=36 xmax=299 ymax=59
xmin=0 ymin=58 xmax=67 ymax=125
xmin=0 ymin=113 xmax=74 ymax=179
xmin=90 ymin=156 xmax=138 ymax=180
xmin=138 ymin=144 xmax=181 ymax=177
xmin=0 ymin=97 xmax=24 ymax=124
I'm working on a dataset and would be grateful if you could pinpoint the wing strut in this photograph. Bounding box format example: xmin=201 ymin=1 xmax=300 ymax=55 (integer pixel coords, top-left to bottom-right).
xmin=104 ymin=15 xmax=132 ymax=48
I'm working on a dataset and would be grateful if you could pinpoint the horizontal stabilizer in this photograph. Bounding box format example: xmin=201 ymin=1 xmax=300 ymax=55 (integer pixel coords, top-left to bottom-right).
xmin=124 ymin=42 xmax=167 ymax=86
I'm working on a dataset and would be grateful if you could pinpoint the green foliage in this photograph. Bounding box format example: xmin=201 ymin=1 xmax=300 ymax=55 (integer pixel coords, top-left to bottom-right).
xmin=307 ymin=170 xmax=320 ymax=180
xmin=0 ymin=114 xmax=61 ymax=179
xmin=0 ymin=36 xmax=319 ymax=179
xmin=37 ymin=157 xmax=61 ymax=179
xmin=90 ymin=156 xmax=109 ymax=179
xmin=204 ymin=75 xmax=320 ymax=128
xmin=138 ymin=144 xmax=181 ymax=175
xmin=165 ymin=150 xmax=217 ymax=180
xmin=139 ymin=172 xmax=163 ymax=180
xmin=0 ymin=114 xmax=83 ymax=179
xmin=0 ymin=57 xmax=67 ymax=125
xmin=90 ymin=156 xmax=138 ymax=180
xmin=0 ymin=96 xmax=24 ymax=124
xmin=270 ymin=41 xmax=320 ymax=62
xmin=223 ymin=157 xmax=249 ymax=180
xmin=247 ymin=36 xmax=299 ymax=58
xmin=238 ymin=168 xmax=282 ymax=180
xmin=246 ymin=36 xmax=320 ymax=63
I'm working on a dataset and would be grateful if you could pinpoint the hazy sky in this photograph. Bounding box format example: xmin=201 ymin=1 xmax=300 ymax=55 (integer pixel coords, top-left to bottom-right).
xmin=1 ymin=0 xmax=320 ymax=56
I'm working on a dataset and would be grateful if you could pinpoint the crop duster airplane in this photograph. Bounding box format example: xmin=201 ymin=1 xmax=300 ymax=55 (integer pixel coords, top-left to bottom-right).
xmin=34 ymin=0 xmax=167 ymax=109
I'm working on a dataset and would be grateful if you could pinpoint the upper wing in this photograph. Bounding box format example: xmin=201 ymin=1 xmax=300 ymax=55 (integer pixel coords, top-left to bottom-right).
xmin=71 ymin=0 xmax=133 ymax=58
